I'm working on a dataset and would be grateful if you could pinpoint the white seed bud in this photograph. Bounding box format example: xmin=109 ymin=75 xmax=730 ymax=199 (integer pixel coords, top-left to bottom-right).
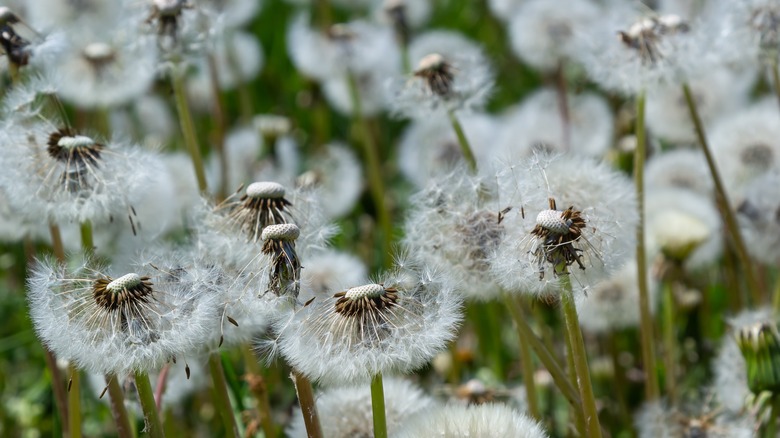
xmin=262 ymin=223 xmax=300 ymax=241
xmin=83 ymin=42 xmax=114 ymax=61
xmin=58 ymin=135 xmax=97 ymax=149
xmin=536 ymin=209 xmax=570 ymax=235
xmin=106 ymin=273 xmax=142 ymax=293
xmin=344 ymin=283 xmax=385 ymax=300
xmin=246 ymin=181 xmax=286 ymax=199
xmin=416 ymin=53 xmax=446 ymax=72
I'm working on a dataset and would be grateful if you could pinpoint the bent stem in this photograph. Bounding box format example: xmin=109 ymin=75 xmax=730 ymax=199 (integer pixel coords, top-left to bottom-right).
xmin=291 ymin=369 xmax=323 ymax=438
xmin=447 ymin=109 xmax=477 ymax=173
xmin=560 ymin=276 xmax=602 ymax=438
xmin=105 ymin=375 xmax=133 ymax=438
xmin=682 ymin=83 xmax=762 ymax=305
xmin=135 ymin=371 xmax=165 ymax=438
xmin=634 ymin=90 xmax=661 ymax=401
xmin=68 ymin=364 xmax=82 ymax=438
xmin=208 ymin=354 xmax=241 ymax=438
xmin=504 ymin=295 xmax=582 ymax=413
xmin=503 ymin=296 xmax=540 ymax=419
xmin=346 ymin=71 xmax=393 ymax=267
xmin=370 ymin=374 xmax=388 ymax=438
xmin=171 ymin=65 xmax=208 ymax=194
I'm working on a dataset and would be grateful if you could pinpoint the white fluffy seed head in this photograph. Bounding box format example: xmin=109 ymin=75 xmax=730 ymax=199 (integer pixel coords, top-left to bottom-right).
xmin=83 ymin=42 xmax=114 ymax=61
xmin=246 ymin=181 xmax=286 ymax=199
xmin=58 ymin=135 xmax=97 ymax=149
xmin=106 ymin=273 xmax=143 ymax=293
xmin=261 ymin=223 xmax=300 ymax=241
xmin=154 ymin=0 xmax=184 ymax=14
xmin=344 ymin=283 xmax=385 ymax=300
xmin=536 ymin=209 xmax=569 ymax=234
xmin=416 ymin=52 xmax=445 ymax=71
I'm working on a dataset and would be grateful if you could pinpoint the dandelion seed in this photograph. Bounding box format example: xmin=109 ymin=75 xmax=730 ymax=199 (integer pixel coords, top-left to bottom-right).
xmin=273 ymin=261 xmax=462 ymax=386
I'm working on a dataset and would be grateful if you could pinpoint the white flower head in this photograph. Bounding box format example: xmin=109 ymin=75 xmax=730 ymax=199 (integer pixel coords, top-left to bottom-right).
xmin=287 ymin=377 xmax=435 ymax=438
xmin=711 ymin=0 xmax=780 ymax=65
xmin=508 ymin=0 xmax=601 ymax=71
xmin=645 ymin=149 xmax=712 ymax=197
xmin=635 ymin=399 xmax=755 ymax=438
xmin=490 ymin=153 xmax=638 ymax=297
xmin=0 ymin=120 xmax=163 ymax=229
xmin=646 ymin=69 xmax=752 ymax=144
xmin=395 ymin=403 xmax=548 ymax=438
xmin=27 ymin=256 xmax=220 ymax=376
xmin=496 ymin=88 xmax=614 ymax=159
xmin=296 ymin=142 xmax=363 ymax=220
xmin=398 ymin=112 xmax=500 ymax=188
xmin=403 ymin=169 xmax=506 ymax=300
xmin=390 ymin=47 xmax=493 ymax=118
xmin=737 ymin=171 xmax=780 ymax=264
xmin=273 ymin=262 xmax=462 ymax=386
xmin=645 ymin=187 xmax=722 ymax=269
xmin=47 ymin=23 xmax=158 ymax=108
xmin=579 ymin=6 xmax=717 ymax=94
xmin=711 ymin=102 xmax=780 ymax=198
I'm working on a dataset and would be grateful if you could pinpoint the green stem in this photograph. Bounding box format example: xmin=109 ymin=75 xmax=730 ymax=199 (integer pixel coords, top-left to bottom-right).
xmin=607 ymin=334 xmax=631 ymax=431
xmin=661 ymin=280 xmax=677 ymax=405
xmin=79 ymin=221 xmax=93 ymax=255
xmin=346 ymin=71 xmax=392 ymax=268
xmin=242 ymin=345 xmax=276 ymax=438
xmin=171 ymin=66 xmax=208 ymax=194
xmin=504 ymin=295 xmax=582 ymax=414
xmin=105 ymin=375 xmax=133 ymax=438
xmin=208 ymin=354 xmax=241 ymax=438
xmin=447 ymin=110 xmax=477 ymax=173
xmin=563 ymin=320 xmax=587 ymax=437
xmin=68 ymin=364 xmax=81 ymax=438
xmin=291 ymin=370 xmax=323 ymax=438
xmin=560 ymin=278 xmax=602 ymax=438
xmin=504 ymin=296 xmax=540 ymax=419
xmin=42 ymin=348 xmax=69 ymax=434
xmin=682 ymin=83 xmax=762 ymax=305
xmin=634 ymin=90 xmax=661 ymax=401
xmin=370 ymin=374 xmax=388 ymax=438
xmin=134 ymin=371 xmax=165 ymax=438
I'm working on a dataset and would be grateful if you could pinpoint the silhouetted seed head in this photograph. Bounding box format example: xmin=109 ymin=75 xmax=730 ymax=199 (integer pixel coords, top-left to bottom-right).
xmin=385 ymin=0 xmax=410 ymax=45
xmin=92 ymin=273 xmax=154 ymax=313
xmin=414 ymin=53 xmax=455 ymax=96
xmin=333 ymin=284 xmax=399 ymax=319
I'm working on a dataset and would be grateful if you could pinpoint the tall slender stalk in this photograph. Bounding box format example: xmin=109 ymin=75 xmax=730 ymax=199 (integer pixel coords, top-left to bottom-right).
xmin=682 ymin=83 xmax=762 ymax=305
xmin=241 ymin=345 xmax=276 ymax=438
xmin=291 ymin=370 xmax=323 ymax=438
xmin=105 ymin=375 xmax=133 ymax=438
xmin=49 ymin=224 xmax=66 ymax=262
xmin=504 ymin=295 xmax=582 ymax=413
xmin=553 ymin=61 xmax=571 ymax=152
xmin=134 ymin=371 xmax=165 ymax=438
xmin=447 ymin=110 xmax=477 ymax=173
xmin=44 ymin=224 xmax=69 ymax=432
xmin=503 ymin=296 xmax=540 ymax=419
xmin=346 ymin=72 xmax=393 ymax=267
xmin=79 ymin=221 xmax=93 ymax=255
xmin=68 ymin=364 xmax=82 ymax=438
xmin=370 ymin=374 xmax=388 ymax=438
xmin=208 ymin=354 xmax=241 ymax=438
xmin=171 ymin=66 xmax=208 ymax=194
xmin=563 ymin=321 xmax=587 ymax=437
xmin=634 ymin=90 xmax=661 ymax=401
xmin=661 ymin=281 xmax=678 ymax=405
xmin=560 ymin=276 xmax=602 ymax=438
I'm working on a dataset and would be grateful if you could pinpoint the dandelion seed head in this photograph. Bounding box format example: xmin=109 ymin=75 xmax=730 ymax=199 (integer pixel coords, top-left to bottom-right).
xmin=737 ymin=171 xmax=780 ymax=264
xmin=636 ymin=399 xmax=755 ymax=438
xmin=645 ymin=149 xmax=712 ymax=196
xmin=275 ymin=263 xmax=462 ymax=386
xmin=287 ymin=377 xmax=435 ymax=438
xmin=395 ymin=403 xmax=548 ymax=438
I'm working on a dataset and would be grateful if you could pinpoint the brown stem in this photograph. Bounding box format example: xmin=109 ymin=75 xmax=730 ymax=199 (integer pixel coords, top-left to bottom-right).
xmin=154 ymin=364 xmax=171 ymax=410
xmin=290 ymin=370 xmax=323 ymax=438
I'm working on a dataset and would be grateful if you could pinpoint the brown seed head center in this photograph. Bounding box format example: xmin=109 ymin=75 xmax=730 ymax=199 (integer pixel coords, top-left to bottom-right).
xmin=333 ymin=284 xmax=398 ymax=318
xmin=92 ymin=273 xmax=154 ymax=312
